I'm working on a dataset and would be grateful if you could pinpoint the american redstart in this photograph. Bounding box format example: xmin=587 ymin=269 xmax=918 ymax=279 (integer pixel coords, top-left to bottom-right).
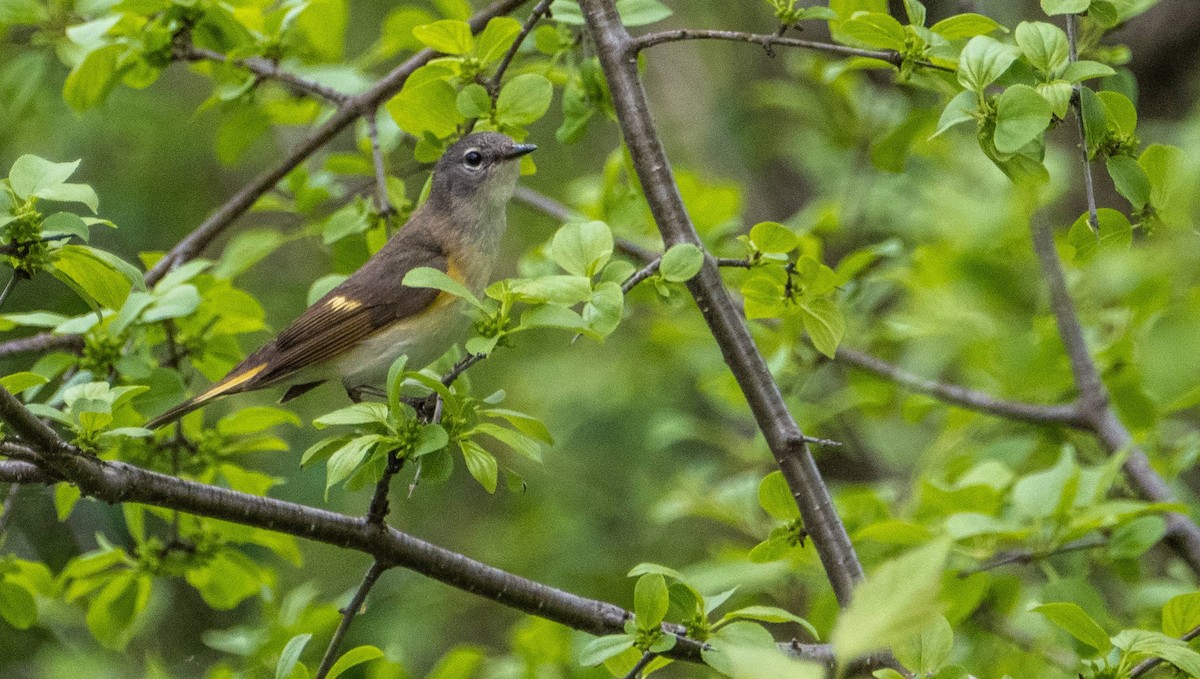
xmin=147 ymin=132 xmax=535 ymax=428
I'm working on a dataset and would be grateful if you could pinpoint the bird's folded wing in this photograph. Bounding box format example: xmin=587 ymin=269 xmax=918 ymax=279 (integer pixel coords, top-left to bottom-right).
xmin=248 ymin=245 xmax=449 ymax=384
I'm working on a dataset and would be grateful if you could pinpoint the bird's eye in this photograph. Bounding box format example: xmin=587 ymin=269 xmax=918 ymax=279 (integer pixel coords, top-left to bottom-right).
xmin=463 ymin=150 xmax=483 ymax=169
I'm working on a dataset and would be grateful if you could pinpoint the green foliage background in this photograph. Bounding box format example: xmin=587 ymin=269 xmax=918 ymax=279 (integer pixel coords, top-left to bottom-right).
xmin=3 ymin=0 xmax=1200 ymax=677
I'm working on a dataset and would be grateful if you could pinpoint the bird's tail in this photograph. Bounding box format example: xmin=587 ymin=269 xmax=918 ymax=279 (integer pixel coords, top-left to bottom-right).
xmin=146 ymin=363 xmax=268 ymax=429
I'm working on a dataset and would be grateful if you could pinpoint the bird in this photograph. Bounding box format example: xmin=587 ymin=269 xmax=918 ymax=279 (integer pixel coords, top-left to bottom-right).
xmin=147 ymin=132 xmax=536 ymax=429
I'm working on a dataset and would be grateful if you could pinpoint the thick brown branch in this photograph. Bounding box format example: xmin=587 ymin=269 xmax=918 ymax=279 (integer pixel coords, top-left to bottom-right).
xmin=144 ymin=0 xmax=532 ymax=286
xmin=0 ymin=332 xmax=84 ymax=359
xmin=578 ymin=0 xmax=864 ymax=606
xmin=835 ymin=346 xmax=1087 ymax=427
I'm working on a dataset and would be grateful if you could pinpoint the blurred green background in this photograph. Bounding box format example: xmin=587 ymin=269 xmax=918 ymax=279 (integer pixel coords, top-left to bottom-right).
xmin=3 ymin=0 xmax=1200 ymax=677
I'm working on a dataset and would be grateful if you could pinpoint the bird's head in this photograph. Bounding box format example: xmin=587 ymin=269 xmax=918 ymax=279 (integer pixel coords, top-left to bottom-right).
xmin=431 ymin=132 xmax=536 ymax=209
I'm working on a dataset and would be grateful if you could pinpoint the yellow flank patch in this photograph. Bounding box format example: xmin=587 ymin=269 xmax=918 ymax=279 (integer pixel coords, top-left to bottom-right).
xmin=199 ymin=363 xmax=266 ymax=400
xmin=433 ymin=258 xmax=468 ymax=308
xmin=327 ymin=295 xmax=362 ymax=311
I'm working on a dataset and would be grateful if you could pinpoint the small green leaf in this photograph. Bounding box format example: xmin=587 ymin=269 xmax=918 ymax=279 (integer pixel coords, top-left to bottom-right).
xmin=325 ymin=436 xmax=382 ymax=492
xmin=326 ymin=645 xmax=384 ymax=679
xmin=957 ymin=36 xmax=1019 ymax=93
xmin=840 ymin=11 xmax=907 ymax=50
xmin=994 ymin=84 xmax=1053 ymax=154
xmin=1062 ymin=60 xmax=1116 ymax=83
xmin=411 ymin=19 xmax=473 ymax=54
xmin=1068 ymin=208 xmax=1132 ymax=263
xmin=0 ymin=371 xmax=49 ymax=394
xmin=894 ymin=615 xmax=954 ymax=674
xmin=759 ymin=471 xmax=800 ymax=521
xmin=551 ymin=220 xmax=613 ymax=277
xmin=799 ymin=297 xmax=845 ymax=358
xmin=403 ymin=266 xmax=483 ymax=308
xmin=929 ymin=13 xmax=1001 ymax=40
xmin=634 ymin=573 xmax=669 ymax=629
xmin=932 ymin=91 xmax=979 ymax=139
xmin=724 ymin=606 xmax=819 ymax=639
xmin=1032 ymin=602 xmax=1112 ymax=653
xmin=749 ymin=222 xmax=799 ymax=254
xmin=495 ymin=73 xmax=553 ymax=126
xmin=276 ymin=633 xmax=312 ymax=679
xmin=8 ymin=155 xmax=79 ymax=200
xmin=1106 ymin=155 xmax=1151 ymax=210
xmin=583 ymin=281 xmax=624 ymax=337
xmin=615 ymin=0 xmax=672 ymax=26
xmin=456 ymin=83 xmax=492 ymax=118
xmin=1036 ymin=80 xmax=1074 ymax=118
xmin=1014 ymin=21 xmax=1069 ymax=76
xmin=1098 ymin=90 xmax=1138 ymax=136
xmin=475 ymin=16 xmax=522 ymax=64
xmin=314 ymin=403 xmax=389 ymax=428
xmin=1163 ymin=592 xmax=1200 ymax=638
xmin=1041 ymin=0 xmax=1091 ymax=15
xmin=462 ymin=440 xmax=499 ymax=492
xmin=0 ymin=581 xmax=37 ymax=629
xmin=659 ymin=243 xmax=704 ymax=283
xmin=580 ymin=634 xmax=635 ymax=666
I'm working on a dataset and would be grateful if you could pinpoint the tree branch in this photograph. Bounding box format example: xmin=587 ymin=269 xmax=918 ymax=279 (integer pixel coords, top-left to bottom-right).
xmin=315 ymin=561 xmax=389 ymax=679
xmin=0 ymin=331 xmax=83 ymax=359
xmin=144 ymin=0 xmax=532 ymax=286
xmin=632 ymin=29 xmax=954 ymax=72
xmin=1129 ymin=623 xmax=1200 ymax=678
xmin=1065 ymin=15 xmax=1100 ymax=231
xmin=578 ymin=0 xmax=864 ymax=606
xmin=835 ymin=346 xmax=1087 ymax=427
xmin=174 ymin=42 xmax=351 ymax=104
xmin=365 ymin=110 xmax=394 ymax=217
xmin=483 ymin=0 xmax=554 ymax=99
xmin=622 ymin=257 xmax=661 ymax=294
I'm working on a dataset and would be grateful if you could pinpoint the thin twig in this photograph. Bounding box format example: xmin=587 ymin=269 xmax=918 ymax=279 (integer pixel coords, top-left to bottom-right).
xmin=175 ymin=42 xmax=351 ymax=104
xmin=0 ymin=272 xmax=18 ymax=311
xmin=483 ymin=0 xmax=554 ymax=99
xmin=632 ymin=29 xmax=954 ymax=72
xmin=715 ymin=257 xmax=753 ymax=268
xmin=1129 ymin=624 xmax=1200 ymax=678
xmin=621 ymin=652 xmax=655 ymax=679
xmin=578 ymin=0 xmax=865 ymax=608
xmin=314 ymin=561 xmax=389 ymax=679
xmin=956 ymin=536 xmax=1106 ymax=578
xmin=365 ymin=110 xmax=394 ymax=217
xmin=835 ymin=346 xmax=1087 ymax=427
xmin=622 ymin=257 xmax=662 ymax=294
xmin=1065 ymin=15 xmax=1099 ymax=232
xmin=441 ymin=353 xmax=486 ymax=387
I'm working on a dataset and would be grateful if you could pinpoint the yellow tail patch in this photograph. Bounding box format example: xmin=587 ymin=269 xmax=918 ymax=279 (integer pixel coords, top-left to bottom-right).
xmin=198 ymin=363 xmax=267 ymax=401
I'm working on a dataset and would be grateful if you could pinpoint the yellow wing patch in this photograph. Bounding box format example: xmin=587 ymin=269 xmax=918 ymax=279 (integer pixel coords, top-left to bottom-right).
xmin=327 ymin=295 xmax=362 ymax=311
xmin=198 ymin=363 xmax=267 ymax=401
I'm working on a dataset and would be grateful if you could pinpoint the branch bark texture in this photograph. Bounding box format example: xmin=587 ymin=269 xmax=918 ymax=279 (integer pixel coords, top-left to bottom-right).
xmin=578 ymin=0 xmax=864 ymax=605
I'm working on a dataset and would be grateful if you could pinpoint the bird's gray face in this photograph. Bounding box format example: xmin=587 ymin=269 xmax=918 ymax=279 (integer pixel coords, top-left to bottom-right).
xmin=433 ymin=132 xmax=536 ymax=207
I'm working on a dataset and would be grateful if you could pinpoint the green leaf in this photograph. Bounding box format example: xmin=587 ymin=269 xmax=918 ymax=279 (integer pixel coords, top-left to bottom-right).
xmin=580 ymin=634 xmax=635 ymax=666
xmin=425 ymin=646 xmax=485 ymax=679
xmin=724 ymin=606 xmax=819 ymax=638
xmin=456 ymin=83 xmax=492 ymax=118
xmin=475 ymin=16 xmax=522 ymax=64
xmin=1079 ymin=86 xmax=1109 ymax=155
xmin=994 ymin=84 xmax=1053 ymax=154
xmin=322 ymin=203 xmax=370 ymax=244
xmin=314 ymin=403 xmax=390 ymax=428
xmin=584 ymin=281 xmax=624 ymax=337
xmin=1032 ymin=602 xmax=1112 ymax=653
xmin=143 ymin=284 xmax=201 ymax=323
xmin=403 ymin=266 xmax=483 ymax=308
xmin=902 ymin=0 xmax=927 ymax=26
xmin=1041 ymin=0 xmax=1091 ymax=15
xmin=1098 ymin=90 xmax=1137 ymax=136
xmin=1062 ymin=60 xmax=1116 ymax=83
xmin=1113 ymin=630 xmax=1200 ymax=678
xmin=1106 ymin=155 xmax=1151 ymax=210
xmin=1140 ymin=143 xmax=1185 ymax=219
xmin=1108 ymin=515 xmax=1166 ymax=560
xmin=831 ymin=540 xmax=950 ymax=663
xmin=799 ymin=297 xmax=845 ymax=358
xmin=1163 ymin=592 xmax=1200 ymax=638
xmin=462 ymin=440 xmax=499 ymax=492
xmin=957 ymin=36 xmax=1019 ymax=93
xmin=34 ymin=181 xmax=99 ymax=215
xmin=276 ymin=633 xmax=312 ymax=679
xmin=326 ymin=645 xmax=384 ymax=679
xmin=495 ymin=73 xmax=553 ymax=127
xmin=759 ymin=471 xmax=800 ymax=521
xmin=659 ymin=243 xmax=704 ymax=283
xmin=1 ymin=371 xmax=49 ymax=394
xmin=483 ymin=409 xmax=553 ymax=445
xmin=50 ymin=245 xmax=142 ymax=310
xmin=0 ymin=580 xmax=37 ymax=629
xmin=1036 ymin=80 xmax=1074 ymax=118
xmin=634 ymin=573 xmax=669 ymax=629
xmin=63 ymin=44 xmax=124 ymax=112
xmin=615 ymin=0 xmax=672 ymax=26
xmin=412 ymin=424 xmax=449 ymax=458
xmin=411 ymin=20 xmax=474 ymax=54
xmin=840 ymin=11 xmax=907 ymax=50
xmin=894 ymin=615 xmax=954 ymax=674
xmin=1015 ymin=22 xmax=1069 ymax=76
xmin=8 ymin=155 xmax=79 ymax=200
xmin=325 ymin=436 xmax=382 ymax=492
xmin=551 ymin=220 xmax=613 ymax=277
xmin=1068 ymin=208 xmax=1132 ymax=263
xmin=749 ymin=221 xmax=799 ymax=254
xmin=703 ymin=622 xmax=824 ymax=679
xmin=511 ymin=275 xmax=594 ymax=305
xmin=932 ymin=91 xmax=979 ymax=138
xmin=929 ymin=13 xmax=1001 ymax=40
xmin=387 ymin=64 xmax=464 ymax=138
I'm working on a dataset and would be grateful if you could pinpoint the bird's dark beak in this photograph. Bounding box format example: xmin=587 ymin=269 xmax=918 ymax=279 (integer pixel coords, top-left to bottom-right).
xmin=505 ymin=143 xmax=537 ymax=160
